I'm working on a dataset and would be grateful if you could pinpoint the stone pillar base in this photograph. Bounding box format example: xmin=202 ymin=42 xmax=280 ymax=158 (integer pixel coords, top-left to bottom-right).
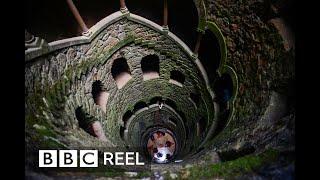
xmin=162 ymin=25 xmax=169 ymax=34
xmin=120 ymin=7 xmax=129 ymax=14
xmin=82 ymin=30 xmax=92 ymax=37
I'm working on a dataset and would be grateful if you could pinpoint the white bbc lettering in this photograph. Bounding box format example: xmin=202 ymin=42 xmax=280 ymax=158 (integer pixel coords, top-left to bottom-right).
xmin=59 ymin=150 xmax=77 ymax=167
xmin=39 ymin=150 xmax=145 ymax=167
xmin=104 ymin=152 xmax=114 ymax=165
xmin=79 ymin=150 xmax=98 ymax=167
xmin=103 ymin=152 xmax=145 ymax=166
xmin=125 ymin=152 xmax=135 ymax=165
xmin=115 ymin=152 xmax=124 ymax=165
xmin=39 ymin=150 xmax=57 ymax=167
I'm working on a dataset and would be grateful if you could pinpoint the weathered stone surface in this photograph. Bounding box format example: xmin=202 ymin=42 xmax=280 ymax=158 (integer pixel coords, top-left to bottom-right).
xmin=25 ymin=18 xmax=215 ymax=151
xmin=25 ymin=1 xmax=294 ymax=178
xmin=205 ymin=0 xmax=294 ymax=154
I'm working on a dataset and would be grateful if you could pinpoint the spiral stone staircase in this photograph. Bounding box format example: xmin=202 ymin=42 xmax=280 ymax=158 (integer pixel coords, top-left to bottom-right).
xmin=25 ymin=0 xmax=294 ymax=178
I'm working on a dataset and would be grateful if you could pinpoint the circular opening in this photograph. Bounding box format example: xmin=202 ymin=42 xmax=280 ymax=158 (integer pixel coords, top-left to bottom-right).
xmin=145 ymin=128 xmax=177 ymax=164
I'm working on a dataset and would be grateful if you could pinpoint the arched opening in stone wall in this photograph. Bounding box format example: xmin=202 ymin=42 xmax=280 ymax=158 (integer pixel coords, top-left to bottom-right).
xmin=111 ymin=58 xmax=132 ymax=89
xmin=89 ymin=121 xmax=108 ymax=142
xmin=92 ymin=80 xmax=109 ymax=113
xmin=169 ymin=70 xmax=185 ymax=87
xmin=133 ymin=101 xmax=148 ymax=112
xmin=150 ymin=97 xmax=163 ymax=105
xmin=141 ymin=55 xmax=160 ymax=81
xmin=75 ymin=106 xmax=107 ymax=141
xmin=120 ymin=126 xmax=125 ymax=140
xmin=196 ymin=117 xmax=207 ymax=137
xmin=123 ymin=110 xmax=133 ymax=126
xmin=190 ymin=92 xmax=201 ymax=107
xmin=214 ymin=74 xmax=233 ymax=109
xmin=198 ymin=29 xmax=221 ymax=87
xmin=75 ymin=106 xmax=91 ymax=134
xmin=212 ymin=73 xmax=234 ymax=136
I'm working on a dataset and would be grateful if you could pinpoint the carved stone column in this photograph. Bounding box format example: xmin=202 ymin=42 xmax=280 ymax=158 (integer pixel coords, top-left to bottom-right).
xmin=120 ymin=0 xmax=128 ymax=13
xmin=66 ymin=0 xmax=90 ymax=35
xmin=163 ymin=0 xmax=169 ymax=31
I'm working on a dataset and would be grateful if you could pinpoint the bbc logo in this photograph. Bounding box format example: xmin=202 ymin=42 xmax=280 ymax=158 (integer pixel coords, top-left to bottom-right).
xmin=39 ymin=150 xmax=98 ymax=167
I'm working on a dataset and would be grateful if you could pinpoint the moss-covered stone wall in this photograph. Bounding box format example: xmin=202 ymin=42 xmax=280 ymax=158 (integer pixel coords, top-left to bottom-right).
xmin=204 ymin=0 xmax=295 ymax=152
xmin=25 ymin=16 xmax=217 ymax=154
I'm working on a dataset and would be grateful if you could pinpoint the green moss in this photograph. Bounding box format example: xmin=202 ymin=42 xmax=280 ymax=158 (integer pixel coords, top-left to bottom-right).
xmin=182 ymin=149 xmax=279 ymax=179
xmin=41 ymin=137 xmax=67 ymax=149
xmin=197 ymin=18 xmax=207 ymax=33
xmin=59 ymin=167 xmax=126 ymax=178
xmin=26 ymin=124 xmax=66 ymax=149
xmin=34 ymin=125 xmax=57 ymax=138
xmin=26 ymin=35 xmax=137 ymax=137
xmin=102 ymin=168 xmax=125 ymax=177
xmin=136 ymin=171 xmax=152 ymax=178
xmin=25 ymin=112 xmax=53 ymax=133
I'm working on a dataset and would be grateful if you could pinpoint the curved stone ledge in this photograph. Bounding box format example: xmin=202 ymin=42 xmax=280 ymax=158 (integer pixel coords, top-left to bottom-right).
xmin=206 ymin=21 xmax=228 ymax=75
xmin=25 ymin=11 xmax=214 ymax=95
xmin=25 ymin=11 xmax=125 ymax=61
xmin=25 ymin=11 xmax=195 ymax=62
xmin=25 ymin=11 xmax=218 ymax=112
xmin=25 ymin=9 xmax=227 ymax=153
xmin=220 ymin=65 xmax=239 ymax=128
xmin=124 ymin=104 xmax=187 ymax=151
xmin=108 ymin=77 xmax=206 ymax=133
xmin=127 ymin=13 xmax=195 ymax=60
xmin=195 ymin=0 xmax=208 ymax=32
xmin=221 ymin=65 xmax=238 ymax=104
xmin=197 ymin=65 xmax=238 ymax=148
